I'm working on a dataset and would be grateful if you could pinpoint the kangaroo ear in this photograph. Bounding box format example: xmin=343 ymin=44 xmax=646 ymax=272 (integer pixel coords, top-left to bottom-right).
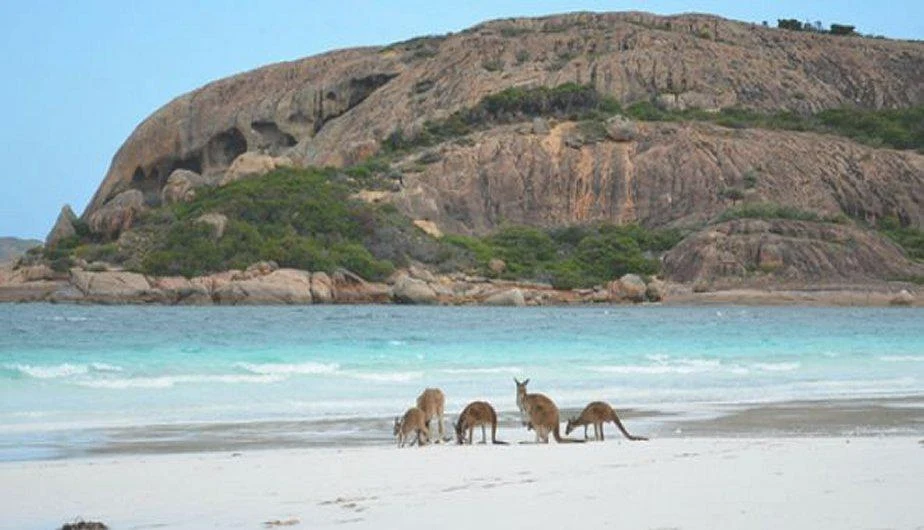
xmin=513 ymin=377 xmax=520 ymax=385
xmin=523 ymin=378 xmax=530 ymax=385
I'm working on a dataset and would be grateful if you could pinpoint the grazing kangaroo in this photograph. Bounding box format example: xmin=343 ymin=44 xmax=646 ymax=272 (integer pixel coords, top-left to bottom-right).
xmin=565 ymin=401 xmax=648 ymax=441
xmin=393 ymin=407 xmax=430 ymax=448
xmin=417 ymin=388 xmax=447 ymax=443
xmin=454 ymin=401 xmax=508 ymax=445
xmin=514 ymin=378 xmax=582 ymax=444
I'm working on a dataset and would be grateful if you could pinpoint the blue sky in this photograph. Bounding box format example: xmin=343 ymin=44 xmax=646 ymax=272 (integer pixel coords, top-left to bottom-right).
xmin=1 ymin=1 xmax=921 ymax=239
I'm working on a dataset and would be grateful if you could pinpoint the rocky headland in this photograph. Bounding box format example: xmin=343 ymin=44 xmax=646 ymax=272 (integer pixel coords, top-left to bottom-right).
xmin=5 ymin=11 xmax=923 ymax=305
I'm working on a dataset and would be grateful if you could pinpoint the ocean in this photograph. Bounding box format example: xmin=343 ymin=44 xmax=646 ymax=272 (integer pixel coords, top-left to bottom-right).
xmin=1 ymin=304 xmax=922 ymax=461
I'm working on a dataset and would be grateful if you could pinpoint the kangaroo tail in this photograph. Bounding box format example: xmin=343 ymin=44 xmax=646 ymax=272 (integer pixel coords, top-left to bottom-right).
xmin=552 ymin=424 xmax=584 ymax=443
xmin=612 ymin=415 xmax=647 ymax=441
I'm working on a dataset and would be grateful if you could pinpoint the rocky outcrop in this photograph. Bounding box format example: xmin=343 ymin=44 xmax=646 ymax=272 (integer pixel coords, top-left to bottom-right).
xmin=483 ymin=288 xmax=526 ymax=306
xmin=87 ymin=190 xmax=145 ymax=239
xmin=213 ymin=269 xmax=313 ymax=305
xmin=662 ymin=219 xmax=924 ymax=285
xmin=219 ymin=153 xmax=291 ymax=187
xmin=67 ymin=270 xmax=164 ymax=303
xmin=45 ymin=205 xmax=79 ymax=247
xmin=392 ymin=275 xmax=438 ymax=304
xmin=309 ymin=272 xmax=334 ymax=303
xmin=608 ymin=274 xmax=647 ymax=302
xmin=160 ymin=169 xmax=215 ymax=204
xmin=81 ymin=11 xmax=924 ymax=235
xmin=390 ymin=121 xmax=924 ymax=235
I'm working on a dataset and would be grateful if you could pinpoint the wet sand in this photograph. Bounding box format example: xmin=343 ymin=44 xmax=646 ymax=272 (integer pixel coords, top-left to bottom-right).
xmin=7 ymin=396 xmax=922 ymax=460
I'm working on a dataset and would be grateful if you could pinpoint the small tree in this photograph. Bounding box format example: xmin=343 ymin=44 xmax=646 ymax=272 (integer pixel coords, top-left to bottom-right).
xmin=830 ymin=24 xmax=856 ymax=36
xmin=720 ymin=187 xmax=745 ymax=205
xmin=777 ymin=19 xmax=803 ymax=31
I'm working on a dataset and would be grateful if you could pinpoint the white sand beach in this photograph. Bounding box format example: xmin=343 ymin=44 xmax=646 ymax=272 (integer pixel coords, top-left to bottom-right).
xmin=3 ymin=436 xmax=922 ymax=530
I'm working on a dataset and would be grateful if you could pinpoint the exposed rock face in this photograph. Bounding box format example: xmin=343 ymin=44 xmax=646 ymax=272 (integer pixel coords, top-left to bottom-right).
xmin=392 ymin=275 xmax=438 ymax=304
xmin=391 ymin=122 xmax=924 ymax=235
xmin=45 ymin=205 xmax=78 ymax=247
xmin=213 ymin=268 xmax=313 ymax=305
xmin=609 ymin=274 xmax=648 ymax=302
xmin=69 ymin=270 xmax=163 ymax=303
xmin=87 ymin=190 xmax=145 ymax=239
xmin=309 ymin=272 xmax=334 ymax=303
xmin=483 ymin=288 xmax=526 ymax=306
xmin=219 ymin=153 xmax=286 ymax=187
xmin=160 ymin=169 xmax=212 ymax=204
xmin=82 ymin=11 xmax=924 ymax=234
xmin=662 ymin=219 xmax=924 ymax=285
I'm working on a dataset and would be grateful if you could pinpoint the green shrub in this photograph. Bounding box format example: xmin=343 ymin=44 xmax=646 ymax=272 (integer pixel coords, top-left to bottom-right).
xmin=715 ymin=202 xmax=843 ymax=224
xmin=878 ymin=216 xmax=924 ymax=261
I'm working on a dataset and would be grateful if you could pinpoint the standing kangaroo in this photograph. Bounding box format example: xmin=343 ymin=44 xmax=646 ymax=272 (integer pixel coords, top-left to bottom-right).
xmin=454 ymin=401 xmax=508 ymax=445
xmin=393 ymin=406 xmax=430 ymax=448
xmin=514 ymin=378 xmax=582 ymax=444
xmin=565 ymin=401 xmax=648 ymax=441
xmin=416 ymin=388 xmax=447 ymax=443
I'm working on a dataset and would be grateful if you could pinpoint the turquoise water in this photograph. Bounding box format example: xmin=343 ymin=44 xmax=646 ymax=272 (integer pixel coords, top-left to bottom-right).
xmin=1 ymin=304 xmax=922 ymax=459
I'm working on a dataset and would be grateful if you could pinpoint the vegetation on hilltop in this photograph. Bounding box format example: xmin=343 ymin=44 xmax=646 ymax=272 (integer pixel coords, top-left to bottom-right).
xmin=385 ymin=84 xmax=924 ymax=154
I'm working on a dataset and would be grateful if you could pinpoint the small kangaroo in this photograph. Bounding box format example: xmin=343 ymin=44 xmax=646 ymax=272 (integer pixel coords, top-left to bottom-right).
xmin=416 ymin=388 xmax=447 ymax=443
xmin=393 ymin=407 xmax=430 ymax=448
xmin=454 ymin=401 xmax=508 ymax=445
xmin=565 ymin=401 xmax=648 ymax=441
xmin=514 ymin=378 xmax=582 ymax=444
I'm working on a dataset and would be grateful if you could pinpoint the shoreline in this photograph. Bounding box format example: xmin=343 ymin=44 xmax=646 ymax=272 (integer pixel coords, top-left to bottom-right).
xmin=5 ymin=395 xmax=922 ymax=463
xmin=2 ymin=261 xmax=920 ymax=307
xmin=4 ymin=437 xmax=922 ymax=530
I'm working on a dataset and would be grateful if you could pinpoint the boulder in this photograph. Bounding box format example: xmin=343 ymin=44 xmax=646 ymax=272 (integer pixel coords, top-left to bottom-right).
xmin=214 ymin=269 xmax=312 ymax=304
xmin=392 ymin=275 xmax=438 ymax=304
xmin=160 ymin=169 xmax=202 ymax=204
xmin=488 ymin=259 xmax=507 ymax=275
xmin=407 ymin=264 xmax=437 ymax=283
xmin=645 ymin=278 xmax=667 ymax=302
xmin=331 ymin=268 xmax=391 ymax=303
xmin=890 ymin=289 xmax=915 ymax=306
xmin=309 ymin=272 xmax=335 ymax=303
xmin=219 ymin=153 xmax=278 ymax=186
xmin=45 ymin=205 xmax=78 ymax=247
xmin=412 ymin=219 xmax=443 ymax=238
xmin=603 ymin=115 xmax=637 ymax=142
xmin=610 ymin=274 xmax=647 ymax=303
xmin=152 ymin=276 xmax=212 ymax=304
xmin=70 ymin=270 xmax=162 ymax=302
xmin=87 ymin=190 xmax=145 ymax=238
xmin=195 ymin=213 xmax=229 ymax=239
xmin=483 ymin=288 xmax=526 ymax=306
xmin=244 ymin=260 xmax=278 ymax=278
xmin=531 ymin=117 xmax=551 ymax=135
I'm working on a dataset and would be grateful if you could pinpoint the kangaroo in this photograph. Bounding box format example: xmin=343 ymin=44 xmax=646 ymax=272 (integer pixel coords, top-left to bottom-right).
xmin=416 ymin=387 xmax=447 ymax=443
xmin=514 ymin=378 xmax=582 ymax=444
xmin=454 ymin=401 xmax=508 ymax=445
xmin=393 ymin=407 xmax=430 ymax=448
xmin=565 ymin=401 xmax=648 ymax=441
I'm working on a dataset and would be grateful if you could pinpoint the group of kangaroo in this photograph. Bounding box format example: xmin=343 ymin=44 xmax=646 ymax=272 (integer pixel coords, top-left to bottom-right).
xmin=392 ymin=378 xmax=648 ymax=447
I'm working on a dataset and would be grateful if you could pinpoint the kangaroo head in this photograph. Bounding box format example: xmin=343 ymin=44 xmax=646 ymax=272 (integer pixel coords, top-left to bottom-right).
xmin=453 ymin=418 xmax=464 ymax=444
xmin=565 ymin=418 xmax=576 ymax=435
xmin=513 ymin=377 xmax=530 ymax=398
xmin=393 ymin=416 xmax=401 ymax=436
